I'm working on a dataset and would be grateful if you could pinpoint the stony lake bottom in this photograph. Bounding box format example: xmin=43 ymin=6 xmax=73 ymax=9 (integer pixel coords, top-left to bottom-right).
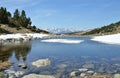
xmin=0 ymin=37 xmax=120 ymax=78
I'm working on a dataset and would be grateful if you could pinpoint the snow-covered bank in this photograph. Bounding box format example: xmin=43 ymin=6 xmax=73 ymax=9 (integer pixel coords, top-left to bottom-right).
xmin=41 ymin=39 xmax=84 ymax=44
xmin=91 ymin=33 xmax=120 ymax=44
xmin=0 ymin=33 xmax=49 ymax=40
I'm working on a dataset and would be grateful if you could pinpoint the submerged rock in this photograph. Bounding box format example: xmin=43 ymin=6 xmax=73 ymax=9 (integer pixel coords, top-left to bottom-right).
xmin=87 ymin=70 xmax=94 ymax=74
xmin=15 ymin=71 xmax=25 ymax=77
xmin=22 ymin=74 xmax=55 ymax=78
xmin=5 ymin=69 xmax=15 ymax=74
xmin=82 ymin=63 xmax=94 ymax=69
xmin=32 ymin=58 xmax=51 ymax=67
xmin=78 ymin=68 xmax=88 ymax=72
xmin=5 ymin=69 xmax=25 ymax=78
xmin=18 ymin=63 xmax=27 ymax=69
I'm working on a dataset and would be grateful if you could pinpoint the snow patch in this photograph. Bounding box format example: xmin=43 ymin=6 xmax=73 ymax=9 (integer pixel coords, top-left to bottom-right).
xmin=41 ymin=39 xmax=84 ymax=44
xmin=0 ymin=33 xmax=49 ymax=40
xmin=91 ymin=33 xmax=120 ymax=44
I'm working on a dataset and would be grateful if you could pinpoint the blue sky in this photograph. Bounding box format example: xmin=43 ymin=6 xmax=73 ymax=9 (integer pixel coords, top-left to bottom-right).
xmin=0 ymin=0 xmax=120 ymax=30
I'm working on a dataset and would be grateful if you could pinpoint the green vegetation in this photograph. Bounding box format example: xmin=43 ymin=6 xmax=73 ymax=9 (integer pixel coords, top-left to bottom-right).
xmin=83 ymin=21 xmax=120 ymax=35
xmin=0 ymin=7 xmax=49 ymax=34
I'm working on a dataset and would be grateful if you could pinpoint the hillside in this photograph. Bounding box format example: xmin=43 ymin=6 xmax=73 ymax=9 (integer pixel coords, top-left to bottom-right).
xmin=82 ymin=21 xmax=120 ymax=36
xmin=0 ymin=24 xmax=49 ymax=34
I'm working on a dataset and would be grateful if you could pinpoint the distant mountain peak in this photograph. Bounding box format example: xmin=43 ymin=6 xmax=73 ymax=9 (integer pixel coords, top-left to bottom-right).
xmin=46 ymin=28 xmax=82 ymax=34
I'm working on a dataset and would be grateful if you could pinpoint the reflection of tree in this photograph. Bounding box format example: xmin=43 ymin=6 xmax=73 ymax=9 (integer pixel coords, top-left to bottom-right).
xmin=0 ymin=42 xmax=31 ymax=63
xmin=0 ymin=46 xmax=13 ymax=62
xmin=14 ymin=42 xmax=31 ymax=62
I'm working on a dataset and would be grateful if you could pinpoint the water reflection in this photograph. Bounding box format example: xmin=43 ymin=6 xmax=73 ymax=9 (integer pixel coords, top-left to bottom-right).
xmin=0 ymin=41 xmax=31 ymax=63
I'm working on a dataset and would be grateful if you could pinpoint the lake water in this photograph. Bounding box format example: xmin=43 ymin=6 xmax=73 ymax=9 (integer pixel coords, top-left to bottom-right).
xmin=0 ymin=37 xmax=120 ymax=77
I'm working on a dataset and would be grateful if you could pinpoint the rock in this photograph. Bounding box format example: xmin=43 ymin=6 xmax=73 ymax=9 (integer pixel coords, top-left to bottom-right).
xmin=93 ymin=72 xmax=98 ymax=76
xmin=22 ymin=74 xmax=55 ymax=78
xmin=5 ymin=70 xmax=25 ymax=78
xmin=8 ymin=74 xmax=16 ymax=78
xmin=18 ymin=63 xmax=27 ymax=69
xmin=15 ymin=71 xmax=25 ymax=77
xmin=114 ymin=74 xmax=120 ymax=78
xmin=0 ymin=72 xmax=7 ymax=78
xmin=87 ymin=75 xmax=111 ymax=78
xmin=5 ymin=70 xmax=16 ymax=78
xmin=5 ymin=69 xmax=16 ymax=74
xmin=80 ymin=73 xmax=86 ymax=77
xmin=32 ymin=58 xmax=51 ymax=67
xmin=78 ymin=68 xmax=88 ymax=72
xmin=82 ymin=63 xmax=94 ymax=69
xmin=70 ymin=71 xmax=76 ymax=77
xmin=87 ymin=70 xmax=94 ymax=74
xmin=57 ymin=64 xmax=67 ymax=69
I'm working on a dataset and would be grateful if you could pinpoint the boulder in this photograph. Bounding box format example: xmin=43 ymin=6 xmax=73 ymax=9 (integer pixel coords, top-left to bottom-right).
xmin=78 ymin=68 xmax=88 ymax=72
xmin=87 ymin=70 xmax=94 ymax=74
xmin=32 ymin=58 xmax=51 ymax=67
xmin=80 ymin=73 xmax=86 ymax=77
xmin=82 ymin=63 xmax=94 ymax=69
xmin=114 ymin=74 xmax=120 ymax=78
xmin=22 ymin=74 xmax=55 ymax=78
xmin=70 ymin=71 xmax=76 ymax=77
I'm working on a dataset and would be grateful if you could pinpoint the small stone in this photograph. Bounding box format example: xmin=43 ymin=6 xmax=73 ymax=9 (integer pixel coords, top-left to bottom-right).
xmin=80 ymin=73 xmax=86 ymax=77
xmin=5 ymin=69 xmax=15 ymax=74
xmin=78 ymin=68 xmax=88 ymax=72
xmin=87 ymin=70 xmax=94 ymax=74
xmin=15 ymin=71 xmax=25 ymax=77
xmin=18 ymin=63 xmax=27 ymax=69
xmin=70 ymin=71 xmax=76 ymax=77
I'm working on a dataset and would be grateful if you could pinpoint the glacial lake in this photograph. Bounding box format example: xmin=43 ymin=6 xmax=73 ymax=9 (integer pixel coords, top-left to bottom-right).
xmin=0 ymin=37 xmax=120 ymax=77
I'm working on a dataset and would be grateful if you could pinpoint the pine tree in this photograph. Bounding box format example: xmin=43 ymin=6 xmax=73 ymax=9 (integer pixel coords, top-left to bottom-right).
xmin=13 ymin=9 xmax=20 ymax=20
xmin=0 ymin=7 xmax=10 ymax=24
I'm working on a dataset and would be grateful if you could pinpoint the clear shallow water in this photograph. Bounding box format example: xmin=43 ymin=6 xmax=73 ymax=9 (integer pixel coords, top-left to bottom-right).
xmin=0 ymin=37 xmax=120 ymax=77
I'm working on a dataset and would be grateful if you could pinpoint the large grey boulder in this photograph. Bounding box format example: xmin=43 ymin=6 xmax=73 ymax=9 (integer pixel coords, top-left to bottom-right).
xmin=32 ymin=58 xmax=51 ymax=67
xmin=22 ymin=74 xmax=55 ymax=78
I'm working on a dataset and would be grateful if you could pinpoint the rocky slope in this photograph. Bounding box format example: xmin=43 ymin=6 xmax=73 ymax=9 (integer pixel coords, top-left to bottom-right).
xmin=82 ymin=21 xmax=120 ymax=36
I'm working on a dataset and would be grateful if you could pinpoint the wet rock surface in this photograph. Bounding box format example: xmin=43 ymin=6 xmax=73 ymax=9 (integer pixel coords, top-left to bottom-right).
xmin=32 ymin=59 xmax=51 ymax=67
xmin=22 ymin=74 xmax=55 ymax=78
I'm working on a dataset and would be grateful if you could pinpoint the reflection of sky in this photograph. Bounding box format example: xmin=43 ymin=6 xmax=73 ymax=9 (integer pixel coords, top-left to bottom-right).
xmin=27 ymin=37 xmax=120 ymax=62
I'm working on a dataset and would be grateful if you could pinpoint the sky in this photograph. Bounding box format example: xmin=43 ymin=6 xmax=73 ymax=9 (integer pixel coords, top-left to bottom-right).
xmin=0 ymin=0 xmax=120 ymax=30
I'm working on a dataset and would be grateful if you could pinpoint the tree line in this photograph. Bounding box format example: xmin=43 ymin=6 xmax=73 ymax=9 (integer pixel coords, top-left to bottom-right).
xmin=0 ymin=7 xmax=49 ymax=33
xmin=0 ymin=7 xmax=31 ymax=29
